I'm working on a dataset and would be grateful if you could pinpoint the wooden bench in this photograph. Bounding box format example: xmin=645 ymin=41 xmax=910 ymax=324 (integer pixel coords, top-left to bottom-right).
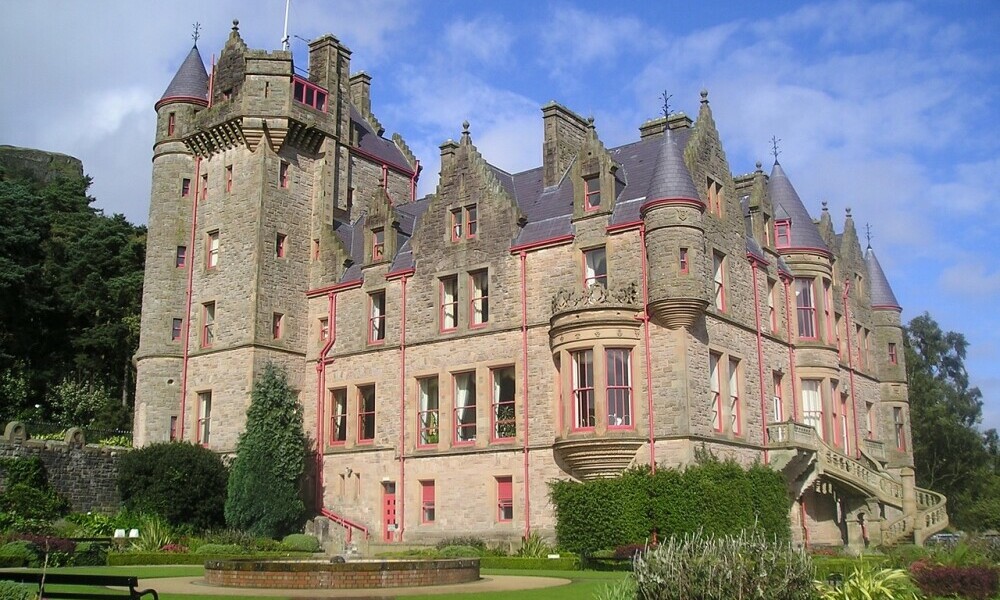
xmin=0 ymin=572 xmax=158 ymax=600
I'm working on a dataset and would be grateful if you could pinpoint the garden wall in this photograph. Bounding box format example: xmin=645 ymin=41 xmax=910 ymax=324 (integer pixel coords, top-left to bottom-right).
xmin=0 ymin=421 xmax=125 ymax=512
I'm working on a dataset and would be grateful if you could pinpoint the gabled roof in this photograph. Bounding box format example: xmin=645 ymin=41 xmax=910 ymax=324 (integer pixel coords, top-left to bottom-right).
xmin=865 ymin=247 xmax=901 ymax=309
xmin=645 ymin=127 xmax=699 ymax=203
xmin=159 ymin=45 xmax=209 ymax=106
xmin=768 ymin=162 xmax=828 ymax=252
xmin=349 ymin=105 xmax=412 ymax=173
xmin=389 ymin=197 xmax=432 ymax=273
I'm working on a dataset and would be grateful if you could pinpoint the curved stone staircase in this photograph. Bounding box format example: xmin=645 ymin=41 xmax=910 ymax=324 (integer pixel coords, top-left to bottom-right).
xmin=767 ymin=421 xmax=948 ymax=545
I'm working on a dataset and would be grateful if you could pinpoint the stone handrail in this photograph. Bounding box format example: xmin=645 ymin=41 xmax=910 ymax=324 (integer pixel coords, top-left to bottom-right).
xmin=883 ymin=486 xmax=948 ymax=546
xmin=862 ymin=438 xmax=886 ymax=461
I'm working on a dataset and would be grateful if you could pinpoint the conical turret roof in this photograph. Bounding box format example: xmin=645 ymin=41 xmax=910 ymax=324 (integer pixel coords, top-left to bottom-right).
xmin=865 ymin=247 xmax=901 ymax=309
xmin=158 ymin=45 xmax=209 ymax=107
xmin=769 ymin=162 xmax=828 ymax=252
xmin=645 ymin=127 xmax=699 ymax=203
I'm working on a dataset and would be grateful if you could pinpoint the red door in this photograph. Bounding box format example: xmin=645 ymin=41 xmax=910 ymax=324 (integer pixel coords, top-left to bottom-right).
xmin=382 ymin=482 xmax=397 ymax=542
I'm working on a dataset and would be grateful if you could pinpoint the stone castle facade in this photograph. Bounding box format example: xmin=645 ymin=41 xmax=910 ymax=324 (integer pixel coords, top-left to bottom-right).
xmin=134 ymin=22 xmax=947 ymax=548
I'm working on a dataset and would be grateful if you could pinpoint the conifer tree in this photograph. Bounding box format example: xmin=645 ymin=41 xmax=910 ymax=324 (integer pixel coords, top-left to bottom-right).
xmin=225 ymin=363 xmax=307 ymax=537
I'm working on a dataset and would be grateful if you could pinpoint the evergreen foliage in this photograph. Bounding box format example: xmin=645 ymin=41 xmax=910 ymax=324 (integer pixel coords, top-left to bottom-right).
xmin=116 ymin=442 xmax=227 ymax=530
xmin=549 ymin=456 xmax=790 ymax=556
xmin=0 ymin=456 xmax=69 ymax=528
xmin=225 ymin=363 xmax=307 ymax=538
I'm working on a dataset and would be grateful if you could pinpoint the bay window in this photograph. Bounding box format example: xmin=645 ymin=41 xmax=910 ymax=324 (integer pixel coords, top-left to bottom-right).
xmin=571 ymin=350 xmax=596 ymax=429
xmin=606 ymin=349 xmax=632 ymax=428
xmin=795 ymin=278 xmax=817 ymax=339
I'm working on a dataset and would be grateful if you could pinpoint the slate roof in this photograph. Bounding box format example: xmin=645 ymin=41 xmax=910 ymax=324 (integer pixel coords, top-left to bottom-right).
xmin=333 ymin=215 xmax=365 ymax=283
xmin=160 ymin=46 xmax=209 ymax=104
xmin=389 ymin=197 xmax=432 ymax=273
xmin=865 ymin=247 xmax=901 ymax=309
xmin=645 ymin=127 xmax=700 ymax=202
xmin=768 ymin=162 xmax=829 ymax=252
xmin=349 ymin=105 xmax=412 ymax=173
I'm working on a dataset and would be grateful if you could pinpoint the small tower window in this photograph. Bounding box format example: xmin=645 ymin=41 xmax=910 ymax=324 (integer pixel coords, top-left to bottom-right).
xmin=276 ymin=233 xmax=287 ymax=258
xmin=206 ymin=231 xmax=219 ymax=268
xmin=679 ymin=248 xmax=689 ymax=274
xmin=319 ymin=318 xmax=329 ymax=341
xmin=888 ymin=342 xmax=898 ymax=365
xmin=775 ymin=220 xmax=791 ymax=248
xmin=167 ymin=112 xmax=176 ymax=136
xmin=175 ymin=246 xmax=187 ymax=268
xmin=279 ymin=161 xmax=290 ymax=189
xmin=201 ymin=173 xmax=208 ymax=200
xmin=171 ymin=318 xmax=183 ymax=341
xmin=181 ymin=178 xmax=191 ymax=197
xmin=225 ymin=165 xmax=233 ymax=193
xmin=201 ymin=302 xmax=215 ymax=348
xmin=372 ymin=228 xmax=385 ymax=261
xmin=272 ymin=313 xmax=284 ymax=339
xmin=584 ymin=176 xmax=601 ymax=210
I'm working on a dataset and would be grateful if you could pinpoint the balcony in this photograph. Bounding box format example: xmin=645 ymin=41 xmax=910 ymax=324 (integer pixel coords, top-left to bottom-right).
xmin=293 ymin=76 xmax=328 ymax=112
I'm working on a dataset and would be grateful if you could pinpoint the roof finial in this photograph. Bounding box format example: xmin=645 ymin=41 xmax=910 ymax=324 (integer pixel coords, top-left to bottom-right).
xmin=700 ymin=88 xmax=709 ymax=104
xmin=755 ymin=160 xmax=762 ymax=172
xmin=770 ymin=136 xmax=782 ymax=163
xmin=461 ymin=120 xmax=470 ymax=141
xmin=846 ymin=207 xmax=852 ymax=218
xmin=232 ymin=19 xmax=240 ymax=32
xmin=822 ymin=200 xmax=828 ymax=212
xmin=865 ymin=223 xmax=872 ymax=249
xmin=192 ymin=22 xmax=202 ymax=47
xmin=661 ymin=90 xmax=672 ymax=119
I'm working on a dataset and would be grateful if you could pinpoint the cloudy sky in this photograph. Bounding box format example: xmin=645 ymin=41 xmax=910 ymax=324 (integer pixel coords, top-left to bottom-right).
xmin=2 ymin=1 xmax=998 ymax=429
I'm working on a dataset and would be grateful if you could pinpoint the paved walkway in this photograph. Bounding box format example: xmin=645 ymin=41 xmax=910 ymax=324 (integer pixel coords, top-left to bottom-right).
xmin=143 ymin=574 xmax=570 ymax=598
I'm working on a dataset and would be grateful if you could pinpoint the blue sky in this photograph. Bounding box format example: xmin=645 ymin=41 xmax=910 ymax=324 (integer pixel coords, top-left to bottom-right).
xmin=2 ymin=0 xmax=998 ymax=429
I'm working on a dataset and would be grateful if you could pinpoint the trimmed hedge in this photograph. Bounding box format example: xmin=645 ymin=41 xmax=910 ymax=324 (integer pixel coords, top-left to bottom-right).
xmin=280 ymin=534 xmax=321 ymax=552
xmin=480 ymin=556 xmax=580 ymax=570
xmin=107 ymin=551 xmax=314 ymax=566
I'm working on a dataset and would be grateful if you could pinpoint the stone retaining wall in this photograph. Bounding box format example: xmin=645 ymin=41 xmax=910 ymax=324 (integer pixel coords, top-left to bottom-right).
xmin=204 ymin=558 xmax=480 ymax=589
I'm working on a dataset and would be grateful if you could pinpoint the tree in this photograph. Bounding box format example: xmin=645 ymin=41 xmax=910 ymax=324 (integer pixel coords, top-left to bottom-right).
xmin=904 ymin=312 xmax=996 ymax=528
xmin=225 ymin=363 xmax=307 ymax=537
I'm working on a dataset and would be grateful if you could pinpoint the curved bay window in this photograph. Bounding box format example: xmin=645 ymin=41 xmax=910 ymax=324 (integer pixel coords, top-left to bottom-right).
xmin=562 ymin=346 xmax=635 ymax=435
xmin=571 ymin=350 xmax=596 ymax=430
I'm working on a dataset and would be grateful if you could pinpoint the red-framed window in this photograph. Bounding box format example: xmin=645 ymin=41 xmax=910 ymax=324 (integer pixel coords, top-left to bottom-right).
xmin=372 ymin=228 xmax=384 ymax=261
xmin=888 ymin=342 xmax=898 ymax=365
xmin=369 ymin=290 xmax=386 ymax=343
xmin=835 ymin=314 xmax=845 ymax=360
xmin=823 ymin=279 xmax=834 ymax=344
xmin=417 ymin=377 xmax=440 ymax=447
xmin=279 ymin=161 xmax=290 ymax=188
xmin=795 ymin=278 xmax=817 ymax=339
xmin=894 ymin=406 xmax=905 ymax=450
xmin=206 ymin=231 xmax=219 ymax=269
xmin=713 ymin=252 xmax=726 ymax=312
xmin=491 ymin=366 xmax=516 ymax=441
xmin=470 ymin=270 xmax=489 ymax=327
xmin=167 ymin=112 xmax=176 ymax=136
xmin=358 ymin=384 xmax=376 ymax=443
xmin=201 ymin=302 xmax=215 ymax=348
xmin=272 ymin=313 xmax=284 ymax=339
xmin=329 ymin=388 xmax=347 ymax=445
xmin=453 ymin=371 xmax=477 ymax=444
xmin=679 ymin=248 xmax=689 ymax=274
xmin=225 ymin=165 xmax=233 ymax=193
xmin=169 ymin=416 xmax=178 ymax=442
xmin=292 ymin=75 xmax=328 ymax=111
xmin=801 ymin=379 xmax=824 ymax=440
xmin=768 ymin=279 xmax=778 ymax=332
xmin=196 ymin=391 xmax=212 ymax=446
xmin=707 ymin=176 xmax=723 ymax=216
xmin=710 ymin=352 xmax=723 ymax=432
xmin=171 ymin=318 xmax=183 ymax=341
xmin=420 ymin=481 xmax=435 ymax=524
xmin=606 ymin=348 xmax=633 ymax=428
xmin=583 ymin=247 xmax=607 ymax=288
xmin=496 ymin=476 xmax=513 ymax=522
xmin=775 ymin=220 xmax=791 ymax=248
xmin=450 ymin=208 xmax=463 ymax=241
xmin=201 ymin=173 xmax=208 ymax=200
xmin=181 ymin=178 xmax=191 ymax=197
xmin=728 ymin=357 xmax=742 ymax=436
xmin=584 ymin=176 xmax=601 ymax=211
xmin=319 ymin=318 xmax=329 ymax=341
xmin=838 ymin=393 xmax=851 ymax=454
xmin=175 ymin=246 xmax=187 ymax=268
xmin=466 ymin=205 xmax=478 ymax=238
xmin=864 ymin=329 xmax=872 ymax=368
xmin=772 ymin=372 xmax=784 ymax=424
xmin=276 ymin=233 xmax=287 ymax=258
xmin=450 ymin=206 xmax=478 ymax=241
xmin=571 ymin=349 xmax=595 ymax=430
xmin=440 ymin=276 xmax=458 ymax=331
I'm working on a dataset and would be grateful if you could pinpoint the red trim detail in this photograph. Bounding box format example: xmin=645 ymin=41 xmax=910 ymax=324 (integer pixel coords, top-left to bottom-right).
xmin=348 ymin=146 xmax=416 ymax=177
xmin=154 ymin=96 xmax=208 ymax=111
xmin=385 ymin=268 xmax=415 ymax=281
xmin=783 ymin=279 xmax=798 ymax=420
xmin=872 ymin=304 xmax=902 ymax=311
xmin=606 ymin=220 xmax=641 ymax=234
xmin=178 ymin=156 xmax=202 ymax=441
xmin=778 ymin=245 xmax=834 ymax=259
xmin=306 ymin=279 xmax=363 ymax=298
xmin=640 ymin=197 xmax=706 ymax=216
xmin=639 ymin=224 xmax=656 ymax=473
xmin=519 ymin=251 xmax=531 ymax=536
xmin=509 ymin=234 xmax=574 ymax=254
xmin=745 ymin=251 xmax=770 ymax=267
xmin=397 ymin=275 xmax=408 ymax=540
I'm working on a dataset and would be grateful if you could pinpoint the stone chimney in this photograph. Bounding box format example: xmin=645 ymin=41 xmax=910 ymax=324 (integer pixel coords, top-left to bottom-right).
xmin=541 ymin=102 xmax=588 ymax=188
xmin=350 ymin=72 xmax=371 ymax=115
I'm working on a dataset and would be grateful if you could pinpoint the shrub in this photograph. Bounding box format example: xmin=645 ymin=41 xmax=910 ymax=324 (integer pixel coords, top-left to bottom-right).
xmin=280 ymin=533 xmax=320 ymax=552
xmin=909 ymin=561 xmax=999 ymax=600
xmin=0 ymin=580 xmax=34 ymax=600
xmin=194 ymin=543 xmax=245 ymax=555
xmin=815 ymin=565 xmax=921 ymax=600
xmin=613 ymin=542 xmax=654 ymax=561
xmin=0 ymin=456 xmax=46 ymax=488
xmin=631 ymin=529 xmax=815 ymax=600
xmin=439 ymin=545 xmax=481 ymax=558
xmin=72 ymin=541 xmax=108 ymax=566
xmin=881 ymin=543 xmax=930 ymax=568
xmin=516 ymin=532 xmax=553 ymax=558
xmin=117 ymin=441 xmax=228 ymax=530
xmin=225 ymin=364 xmax=307 ymax=538
xmin=813 ymin=556 xmax=890 ymax=581
xmin=130 ymin=514 xmax=175 ymax=552
xmin=0 ymin=457 xmax=69 ymax=527
xmin=435 ymin=537 xmax=486 ymax=551
xmin=0 ymin=541 xmax=37 ymax=568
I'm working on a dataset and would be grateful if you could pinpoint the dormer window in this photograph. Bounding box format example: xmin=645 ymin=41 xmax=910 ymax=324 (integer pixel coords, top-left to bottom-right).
xmin=584 ymin=175 xmax=601 ymax=211
xmin=372 ymin=228 xmax=385 ymax=261
xmin=775 ymin=219 xmax=791 ymax=248
xmin=707 ymin=176 xmax=723 ymax=216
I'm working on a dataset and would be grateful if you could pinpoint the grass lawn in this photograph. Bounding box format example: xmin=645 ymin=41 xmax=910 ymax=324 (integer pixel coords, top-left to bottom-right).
xmin=7 ymin=566 xmax=628 ymax=600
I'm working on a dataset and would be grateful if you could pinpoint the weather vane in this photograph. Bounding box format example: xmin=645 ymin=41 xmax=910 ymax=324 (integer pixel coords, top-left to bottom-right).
xmin=661 ymin=90 xmax=673 ymax=119
xmin=192 ymin=22 xmax=202 ymax=46
xmin=770 ymin=136 xmax=782 ymax=162
xmin=866 ymin=223 xmax=873 ymax=249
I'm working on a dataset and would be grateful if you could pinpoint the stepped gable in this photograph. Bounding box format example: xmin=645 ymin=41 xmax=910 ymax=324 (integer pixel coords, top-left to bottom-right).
xmin=159 ymin=45 xmax=209 ymax=106
xmin=769 ymin=161 xmax=828 ymax=253
xmin=866 ymin=247 xmax=901 ymax=310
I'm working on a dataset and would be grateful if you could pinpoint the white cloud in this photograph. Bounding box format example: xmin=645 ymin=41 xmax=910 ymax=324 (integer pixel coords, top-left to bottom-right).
xmin=938 ymin=263 xmax=1000 ymax=298
xmin=536 ymin=6 xmax=655 ymax=82
xmin=444 ymin=15 xmax=514 ymax=67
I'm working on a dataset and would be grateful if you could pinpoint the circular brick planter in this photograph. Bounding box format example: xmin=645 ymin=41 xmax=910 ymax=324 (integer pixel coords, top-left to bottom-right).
xmin=203 ymin=558 xmax=480 ymax=589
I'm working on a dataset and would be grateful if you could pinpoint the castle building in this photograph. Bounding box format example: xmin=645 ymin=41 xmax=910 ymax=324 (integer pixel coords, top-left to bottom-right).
xmin=134 ymin=22 xmax=947 ymax=548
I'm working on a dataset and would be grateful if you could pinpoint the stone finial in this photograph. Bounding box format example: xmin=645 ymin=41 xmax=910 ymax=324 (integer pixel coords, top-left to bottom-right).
xmin=587 ymin=116 xmax=595 ymax=127
xmin=461 ymin=120 xmax=470 ymax=143
xmin=822 ymin=200 xmax=828 ymax=212
xmin=232 ymin=19 xmax=240 ymax=32
xmin=755 ymin=160 xmax=763 ymax=172
xmin=700 ymin=89 xmax=709 ymax=104
xmin=846 ymin=207 xmax=852 ymax=218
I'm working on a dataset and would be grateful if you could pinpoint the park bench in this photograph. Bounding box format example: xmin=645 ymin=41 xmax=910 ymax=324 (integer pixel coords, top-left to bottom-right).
xmin=0 ymin=572 xmax=158 ymax=600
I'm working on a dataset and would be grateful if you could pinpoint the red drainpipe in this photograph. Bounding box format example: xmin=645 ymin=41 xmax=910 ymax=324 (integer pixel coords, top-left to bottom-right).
xmin=750 ymin=259 xmax=769 ymax=464
xmin=783 ymin=277 xmax=798 ymax=420
xmin=316 ymin=291 xmax=337 ymax=510
xmin=638 ymin=224 xmax=655 ymax=473
xmin=177 ymin=156 xmax=202 ymax=441
xmin=519 ymin=251 xmax=531 ymax=537
xmin=842 ymin=279 xmax=861 ymax=459
xmin=397 ymin=273 xmax=409 ymax=541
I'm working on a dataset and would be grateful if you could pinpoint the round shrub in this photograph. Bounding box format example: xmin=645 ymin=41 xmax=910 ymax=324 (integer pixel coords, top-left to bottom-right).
xmin=439 ymin=545 xmax=482 ymax=558
xmin=194 ymin=543 xmax=244 ymax=555
xmin=281 ymin=533 xmax=321 ymax=553
xmin=117 ymin=442 xmax=227 ymax=530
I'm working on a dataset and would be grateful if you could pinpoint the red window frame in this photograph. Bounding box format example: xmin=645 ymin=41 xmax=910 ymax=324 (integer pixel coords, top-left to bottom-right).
xmin=279 ymin=161 xmax=290 ymax=188
xmin=329 ymin=388 xmax=347 ymax=445
xmin=570 ymin=349 xmax=595 ymax=430
xmin=358 ymin=384 xmax=376 ymax=444
xmin=710 ymin=352 xmax=723 ymax=432
xmin=292 ymin=75 xmax=328 ymax=112
xmin=196 ymin=391 xmax=212 ymax=446
xmin=888 ymin=342 xmax=898 ymax=365
xmin=276 ymin=233 xmax=287 ymax=258
xmin=775 ymin=220 xmax=791 ymax=247
xmin=272 ymin=312 xmax=283 ymax=340
xmin=167 ymin=112 xmax=175 ymax=136
xmin=420 ymin=481 xmax=435 ymax=524
xmin=713 ymin=252 xmax=726 ymax=312
xmin=679 ymin=248 xmax=689 ymax=274
xmin=440 ymin=276 xmax=458 ymax=332
xmin=450 ymin=208 xmax=463 ymax=241
xmin=453 ymin=371 xmax=477 ymax=445
xmin=583 ymin=247 xmax=607 ymax=289
xmin=175 ymin=246 xmax=187 ymax=268
xmin=707 ymin=177 xmax=723 ymax=216
xmin=417 ymin=376 xmax=440 ymax=448
xmin=466 ymin=205 xmax=478 ymax=238
xmin=768 ymin=280 xmax=778 ymax=332
xmin=469 ymin=270 xmax=489 ymax=327
xmin=490 ymin=366 xmax=516 ymax=442
xmin=496 ymin=476 xmax=513 ymax=522
xmin=319 ymin=318 xmax=329 ymax=341
xmin=206 ymin=231 xmax=219 ymax=269
xmin=728 ymin=357 xmax=742 ymax=436
xmin=772 ymin=372 xmax=784 ymax=424
xmin=225 ymin=165 xmax=233 ymax=193
xmin=201 ymin=302 xmax=215 ymax=348
xmin=801 ymin=379 xmax=824 ymax=440
xmin=584 ymin=176 xmax=601 ymax=211
xmin=372 ymin=228 xmax=384 ymax=261
xmin=606 ymin=348 xmax=633 ymax=429
xmin=171 ymin=318 xmax=183 ymax=341
xmin=181 ymin=178 xmax=191 ymax=197
xmin=823 ymin=280 xmax=834 ymax=345
xmin=369 ymin=291 xmax=386 ymax=344
xmin=795 ymin=278 xmax=817 ymax=340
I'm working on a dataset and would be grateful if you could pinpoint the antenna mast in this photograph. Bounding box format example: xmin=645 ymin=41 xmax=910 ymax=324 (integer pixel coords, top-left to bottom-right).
xmin=281 ymin=0 xmax=291 ymax=50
